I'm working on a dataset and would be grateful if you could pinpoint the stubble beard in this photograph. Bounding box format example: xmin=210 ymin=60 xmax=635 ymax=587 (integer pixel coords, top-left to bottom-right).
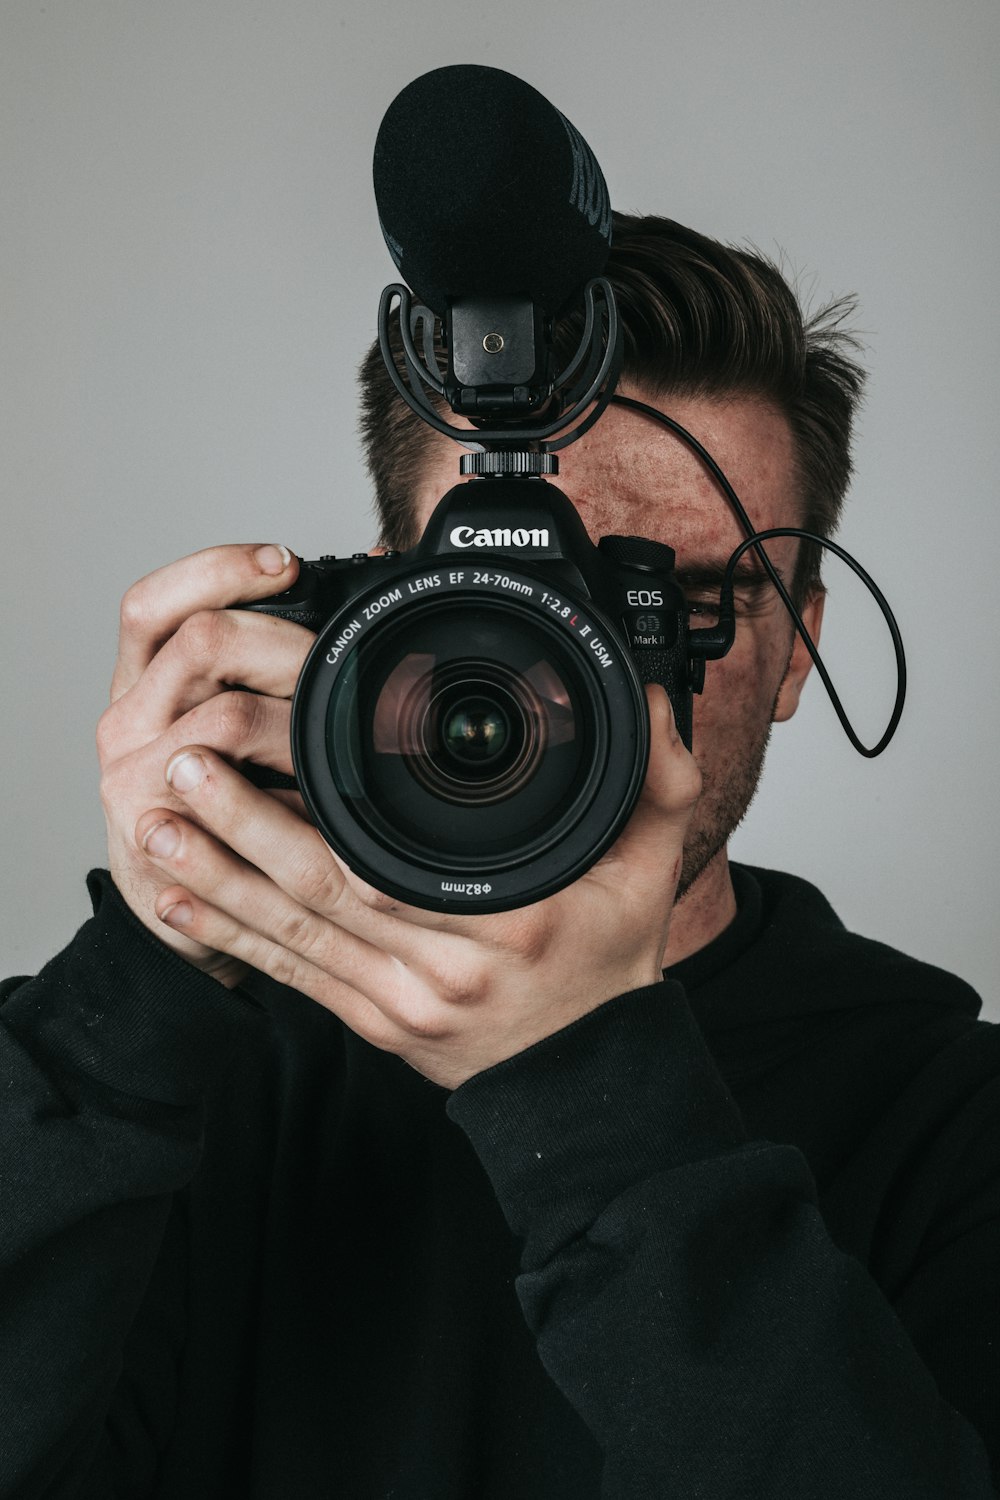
xmin=675 ymin=714 xmax=775 ymax=901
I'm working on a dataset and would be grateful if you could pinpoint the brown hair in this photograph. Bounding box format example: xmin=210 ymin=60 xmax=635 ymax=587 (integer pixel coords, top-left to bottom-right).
xmin=358 ymin=213 xmax=866 ymax=601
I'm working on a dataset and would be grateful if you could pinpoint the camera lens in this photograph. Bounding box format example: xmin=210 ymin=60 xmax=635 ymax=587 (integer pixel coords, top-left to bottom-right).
xmin=292 ymin=571 xmax=650 ymax=912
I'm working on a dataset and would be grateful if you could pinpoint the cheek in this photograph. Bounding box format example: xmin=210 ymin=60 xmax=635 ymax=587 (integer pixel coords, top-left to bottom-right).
xmin=690 ymin=626 xmax=790 ymax=758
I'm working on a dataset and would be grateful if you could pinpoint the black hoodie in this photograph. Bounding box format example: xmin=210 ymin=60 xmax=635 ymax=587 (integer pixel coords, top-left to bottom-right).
xmin=1 ymin=865 xmax=997 ymax=1497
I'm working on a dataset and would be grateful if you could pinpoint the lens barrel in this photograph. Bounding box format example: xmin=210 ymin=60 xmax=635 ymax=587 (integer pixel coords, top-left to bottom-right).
xmin=291 ymin=562 xmax=649 ymax=912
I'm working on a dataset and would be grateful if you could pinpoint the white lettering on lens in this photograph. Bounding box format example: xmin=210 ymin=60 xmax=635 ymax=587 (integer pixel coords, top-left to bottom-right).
xmin=325 ymin=619 xmax=362 ymax=664
xmin=440 ymin=881 xmax=493 ymax=896
xmin=450 ymin=525 xmax=550 ymax=549
xmin=362 ymin=588 xmax=403 ymax=620
xmin=406 ymin=574 xmax=440 ymax=594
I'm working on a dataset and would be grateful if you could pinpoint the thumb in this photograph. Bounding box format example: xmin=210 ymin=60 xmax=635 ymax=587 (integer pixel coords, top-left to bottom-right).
xmin=606 ymin=685 xmax=702 ymax=876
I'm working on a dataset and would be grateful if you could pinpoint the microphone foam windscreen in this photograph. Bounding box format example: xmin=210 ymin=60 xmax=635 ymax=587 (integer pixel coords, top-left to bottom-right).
xmin=374 ymin=65 xmax=612 ymax=315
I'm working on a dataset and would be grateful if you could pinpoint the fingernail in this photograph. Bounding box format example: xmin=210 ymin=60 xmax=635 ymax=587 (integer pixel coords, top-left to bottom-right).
xmin=254 ymin=544 xmax=292 ymax=576
xmin=142 ymin=819 xmax=180 ymax=858
xmin=160 ymin=901 xmax=193 ymax=928
xmin=166 ymin=751 xmax=205 ymax=792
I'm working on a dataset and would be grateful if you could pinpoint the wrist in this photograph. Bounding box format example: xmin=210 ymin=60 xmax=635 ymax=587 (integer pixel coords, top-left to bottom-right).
xmin=447 ymin=981 xmax=746 ymax=1259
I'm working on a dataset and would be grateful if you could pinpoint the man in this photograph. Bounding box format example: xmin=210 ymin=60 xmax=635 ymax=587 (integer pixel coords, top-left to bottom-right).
xmin=2 ymin=216 xmax=998 ymax=1497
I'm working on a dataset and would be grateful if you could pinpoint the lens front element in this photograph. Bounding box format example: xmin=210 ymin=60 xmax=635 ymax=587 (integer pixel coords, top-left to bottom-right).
xmin=392 ymin=662 xmax=545 ymax=806
xmin=442 ymin=695 xmax=511 ymax=767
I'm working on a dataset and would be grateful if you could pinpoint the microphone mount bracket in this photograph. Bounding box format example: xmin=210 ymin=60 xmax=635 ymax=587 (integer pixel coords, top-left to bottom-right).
xmin=377 ymin=277 xmax=623 ymax=459
xmin=447 ymin=295 xmax=551 ymax=417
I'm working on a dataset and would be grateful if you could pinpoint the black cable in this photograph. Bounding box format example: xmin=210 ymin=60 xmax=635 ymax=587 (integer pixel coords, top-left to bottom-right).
xmin=609 ymin=393 xmax=907 ymax=757
xmin=720 ymin=528 xmax=906 ymax=757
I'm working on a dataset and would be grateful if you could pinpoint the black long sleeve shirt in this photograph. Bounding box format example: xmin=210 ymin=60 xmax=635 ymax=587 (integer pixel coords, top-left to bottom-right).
xmin=1 ymin=864 xmax=998 ymax=1497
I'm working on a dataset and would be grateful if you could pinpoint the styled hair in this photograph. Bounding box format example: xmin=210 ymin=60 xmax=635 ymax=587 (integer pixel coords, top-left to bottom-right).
xmin=358 ymin=213 xmax=866 ymax=601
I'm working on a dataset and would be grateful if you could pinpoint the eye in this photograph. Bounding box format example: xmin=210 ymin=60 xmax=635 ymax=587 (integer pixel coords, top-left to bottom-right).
xmin=686 ymin=596 xmax=720 ymax=620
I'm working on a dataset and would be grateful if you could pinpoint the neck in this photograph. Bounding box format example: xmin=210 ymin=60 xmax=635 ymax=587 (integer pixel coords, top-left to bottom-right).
xmin=661 ymin=846 xmax=738 ymax=969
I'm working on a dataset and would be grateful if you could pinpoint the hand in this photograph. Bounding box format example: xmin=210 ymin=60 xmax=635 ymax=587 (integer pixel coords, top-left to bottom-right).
xmin=97 ymin=543 xmax=314 ymax=984
xmin=134 ymin=685 xmax=701 ymax=1088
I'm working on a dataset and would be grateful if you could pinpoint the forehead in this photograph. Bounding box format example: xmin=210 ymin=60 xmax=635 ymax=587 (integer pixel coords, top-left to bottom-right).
xmin=555 ymin=388 xmax=801 ymax=558
xmin=415 ymin=387 xmax=802 ymax=565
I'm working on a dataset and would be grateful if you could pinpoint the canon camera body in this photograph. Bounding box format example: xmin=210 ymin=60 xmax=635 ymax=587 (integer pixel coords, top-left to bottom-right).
xmin=247 ymin=475 xmax=697 ymax=913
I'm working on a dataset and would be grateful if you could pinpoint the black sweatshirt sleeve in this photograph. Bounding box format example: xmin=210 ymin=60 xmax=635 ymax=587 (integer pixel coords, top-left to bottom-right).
xmin=448 ymin=982 xmax=999 ymax=1499
xmin=0 ymin=872 xmax=254 ymax=1499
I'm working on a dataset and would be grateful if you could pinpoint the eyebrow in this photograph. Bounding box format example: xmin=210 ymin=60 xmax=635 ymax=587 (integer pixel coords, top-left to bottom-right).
xmin=674 ymin=557 xmax=784 ymax=595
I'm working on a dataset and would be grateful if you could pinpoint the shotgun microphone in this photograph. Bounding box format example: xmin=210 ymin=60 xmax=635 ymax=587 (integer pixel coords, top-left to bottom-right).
xmin=373 ymin=64 xmax=612 ymax=316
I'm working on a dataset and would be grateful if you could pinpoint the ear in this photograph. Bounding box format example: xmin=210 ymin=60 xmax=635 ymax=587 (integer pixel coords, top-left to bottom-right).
xmin=773 ymin=590 xmax=825 ymax=723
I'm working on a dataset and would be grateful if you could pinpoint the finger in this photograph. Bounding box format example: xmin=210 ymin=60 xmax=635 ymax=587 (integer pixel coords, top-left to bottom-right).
xmin=146 ymin=745 xmax=478 ymax=972
xmin=640 ymin=685 xmax=702 ymax=815
xmin=145 ymin=859 xmax=402 ymax=1053
xmin=136 ymin=802 xmax=386 ymax=981
xmin=104 ymin=606 xmax=314 ymax=748
xmin=112 ymin=542 xmax=299 ymax=702
xmin=594 ymin=686 xmax=701 ymax=879
xmin=100 ymin=691 xmax=294 ymax=824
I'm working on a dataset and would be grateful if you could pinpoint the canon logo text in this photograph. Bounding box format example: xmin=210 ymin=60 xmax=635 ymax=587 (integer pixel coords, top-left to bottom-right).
xmin=449 ymin=525 xmax=550 ymax=549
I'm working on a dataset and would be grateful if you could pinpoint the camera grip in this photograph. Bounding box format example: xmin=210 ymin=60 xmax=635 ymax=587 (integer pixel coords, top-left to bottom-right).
xmin=632 ymin=649 xmax=693 ymax=749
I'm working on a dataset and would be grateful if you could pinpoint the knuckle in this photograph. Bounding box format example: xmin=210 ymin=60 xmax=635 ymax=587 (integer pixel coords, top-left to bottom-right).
xmin=257 ymin=938 xmax=302 ymax=991
xmin=271 ymin=894 xmax=329 ymax=966
xmin=98 ymin=756 xmax=131 ymax=818
xmin=272 ymin=902 xmax=324 ymax=957
xmin=175 ymin=609 xmax=232 ymax=667
xmin=95 ymin=704 xmax=122 ymax=763
xmin=433 ymin=958 xmax=489 ymax=1009
xmin=357 ymin=884 xmax=400 ymax=916
xmin=176 ymin=606 xmax=232 ymax=666
xmin=207 ymin=689 xmax=266 ymax=752
xmin=291 ymin=845 xmax=343 ymax=911
xmin=119 ymin=579 xmax=155 ymax=638
xmin=347 ymin=872 xmax=401 ymax=914
xmin=497 ymin=912 xmax=552 ymax=965
xmin=403 ymin=1000 xmax=452 ymax=1043
xmin=98 ymin=770 xmax=115 ymax=820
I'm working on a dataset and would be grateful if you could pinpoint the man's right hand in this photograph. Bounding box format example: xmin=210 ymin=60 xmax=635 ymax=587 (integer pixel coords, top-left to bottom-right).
xmin=97 ymin=543 xmax=313 ymax=983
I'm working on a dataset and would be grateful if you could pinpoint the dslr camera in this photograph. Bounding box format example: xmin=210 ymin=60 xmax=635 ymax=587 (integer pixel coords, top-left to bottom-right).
xmin=247 ymin=471 xmax=698 ymax=913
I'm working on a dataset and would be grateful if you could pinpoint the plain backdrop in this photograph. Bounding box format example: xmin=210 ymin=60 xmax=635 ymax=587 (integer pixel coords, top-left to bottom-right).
xmin=3 ymin=1 xmax=998 ymax=1014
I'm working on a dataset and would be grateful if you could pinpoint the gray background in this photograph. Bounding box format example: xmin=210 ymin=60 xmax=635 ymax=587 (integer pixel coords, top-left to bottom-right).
xmin=3 ymin=1 xmax=997 ymax=1012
